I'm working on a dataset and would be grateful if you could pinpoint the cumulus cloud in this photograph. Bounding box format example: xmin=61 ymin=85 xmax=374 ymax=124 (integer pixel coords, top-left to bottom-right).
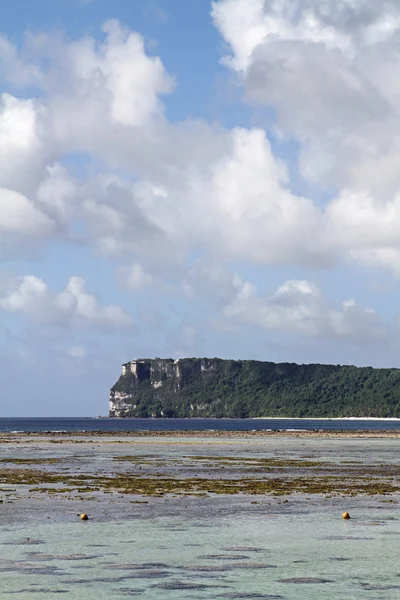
xmin=211 ymin=0 xmax=400 ymax=187
xmin=0 ymin=94 xmax=72 ymax=256
xmin=224 ymin=277 xmax=386 ymax=340
xmin=0 ymin=21 xmax=178 ymax=258
xmin=0 ymin=275 xmax=132 ymax=329
xmin=0 ymin=94 xmax=50 ymax=194
xmin=28 ymin=19 xmax=176 ymax=158
xmin=36 ymin=164 xmax=77 ymax=226
xmin=118 ymin=263 xmax=153 ymax=292
xmin=213 ymin=0 xmax=400 ymax=186
xmin=1 ymin=12 xmax=399 ymax=278
xmin=69 ymin=19 xmax=174 ymax=127
xmin=0 ymin=188 xmax=54 ymax=237
xmin=204 ymin=128 xmax=328 ymax=264
xmin=0 ymin=35 xmax=42 ymax=87
xmin=0 ymin=19 xmax=332 ymax=271
xmin=1 ymin=9 xmax=400 ymax=350
xmin=1 ymin=20 xmax=174 ymax=128
xmin=103 ymin=127 xmax=331 ymax=268
xmin=211 ymin=0 xmax=400 ymax=276
xmin=0 ymin=22 xmax=234 ymax=265
xmin=324 ymin=189 xmax=400 ymax=274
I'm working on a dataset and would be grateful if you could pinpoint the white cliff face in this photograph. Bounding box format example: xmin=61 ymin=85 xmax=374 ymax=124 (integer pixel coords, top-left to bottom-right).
xmin=109 ymin=357 xmax=223 ymax=417
xmin=109 ymin=391 xmax=136 ymax=417
xmin=201 ymin=358 xmax=215 ymax=372
xmin=121 ymin=360 xmax=149 ymax=376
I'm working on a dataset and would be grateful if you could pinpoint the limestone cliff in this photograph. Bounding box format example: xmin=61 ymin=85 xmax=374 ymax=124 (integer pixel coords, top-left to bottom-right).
xmin=109 ymin=358 xmax=218 ymax=417
xmin=109 ymin=358 xmax=400 ymax=418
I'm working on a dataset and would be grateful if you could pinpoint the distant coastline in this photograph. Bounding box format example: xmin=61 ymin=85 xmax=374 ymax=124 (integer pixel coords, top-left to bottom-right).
xmin=252 ymin=416 xmax=400 ymax=421
xmin=110 ymin=357 xmax=400 ymax=419
xmin=2 ymin=430 xmax=400 ymax=440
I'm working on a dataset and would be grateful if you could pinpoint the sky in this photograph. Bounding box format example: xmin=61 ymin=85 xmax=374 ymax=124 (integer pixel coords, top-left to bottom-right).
xmin=1 ymin=0 xmax=400 ymax=416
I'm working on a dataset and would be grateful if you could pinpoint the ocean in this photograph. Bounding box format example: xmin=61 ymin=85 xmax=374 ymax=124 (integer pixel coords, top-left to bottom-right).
xmin=1 ymin=416 xmax=400 ymax=432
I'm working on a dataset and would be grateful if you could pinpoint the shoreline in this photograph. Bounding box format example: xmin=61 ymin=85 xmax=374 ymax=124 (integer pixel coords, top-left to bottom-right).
xmin=252 ymin=416 xmax=400 ymax=421
xmin=2 ymin=429 xmax=400 ymax=440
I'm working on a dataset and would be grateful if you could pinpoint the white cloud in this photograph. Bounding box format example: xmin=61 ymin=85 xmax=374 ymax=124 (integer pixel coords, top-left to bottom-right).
xmin=212 ymin=0 xmax=400 ymax=190
xmin=100 ymin=20 xmax=174 ymax=126
xmin=118 ymin=263 xmax=153 ymax=291
xmin=325 ymin=189 xmax=400 ymax=274
xmin=0 ymin=93 xmax=73 ymax=256
xmin=32 ymin=19 xmax=175 ymax=160
xmin=0 ymin=21 xmax=331 ymax=271
xmin=0 ymin=22 xmax=177 ymax=258
xmin=211 ymin=0 xmax=400 ymax=275
xmin=3 ymin=12 xmax=400 ymax=289
xmin=0 ymin=94 xmax=49 ymax=194
xmin=36 ymin=164 xmax=77 ymax=226
xmin=205 ymin=128 xmax=328 ymax=265
xmin=224 ymin=276 xmax=386 ymax=340
xmin=212 ymin=0 xmax=400 ymax=194
xmin=0 ymin=275 xmax=132 ymax=329
xmin=106 ymin=127 xmax=330 ymax=269
xmin=0 ymin=36 xmax=42 ymax=87
xmin=53 ymin=19 xmax=174 ymax=129
xmin=0 ymin=188 xmax=54 ymax=237
xmin=350 ymin=248 xmax=400 ymax=276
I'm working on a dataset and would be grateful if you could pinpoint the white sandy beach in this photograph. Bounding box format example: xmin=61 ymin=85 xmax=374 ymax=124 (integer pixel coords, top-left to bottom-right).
xmin=252 ymin=416 xmax=400 ymax=421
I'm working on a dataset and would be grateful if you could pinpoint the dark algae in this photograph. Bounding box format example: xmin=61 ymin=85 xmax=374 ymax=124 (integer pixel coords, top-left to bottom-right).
xmin=1 ymin=453 xmax=400 ymax=498
xmin=110 ymin=357 xmax=400 ymax=418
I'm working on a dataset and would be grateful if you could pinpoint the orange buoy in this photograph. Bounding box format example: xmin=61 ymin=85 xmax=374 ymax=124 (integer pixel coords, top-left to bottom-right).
xmin=80 ymin=513 xmax=89 ymax=521
xmin=342 ymin=511 xmax=350 ymax=520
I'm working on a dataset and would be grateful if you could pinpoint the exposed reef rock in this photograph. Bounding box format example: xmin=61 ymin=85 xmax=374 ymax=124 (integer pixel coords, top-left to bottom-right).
xmin=109 ymin=358 xmax=400 ymax=418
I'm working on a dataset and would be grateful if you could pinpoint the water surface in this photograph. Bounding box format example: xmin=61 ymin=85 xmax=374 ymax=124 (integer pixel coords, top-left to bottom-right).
xmin=2 ymin=417 xmax=400 ymax=433
xmin=0 ymin=434 xmax=399 ymax=598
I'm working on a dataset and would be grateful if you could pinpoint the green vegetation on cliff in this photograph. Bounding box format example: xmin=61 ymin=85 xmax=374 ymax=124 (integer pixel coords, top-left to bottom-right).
xmin=109 ymin=358 xmax=400 ymax=418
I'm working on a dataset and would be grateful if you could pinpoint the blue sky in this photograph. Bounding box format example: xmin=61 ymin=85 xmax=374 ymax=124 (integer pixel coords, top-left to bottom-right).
xmin=1 ymin=0 xmax=400 ymax=416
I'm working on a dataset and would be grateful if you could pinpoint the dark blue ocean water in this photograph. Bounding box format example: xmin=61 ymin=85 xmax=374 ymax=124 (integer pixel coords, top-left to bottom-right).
xmin=0 ymin=417 xmax=400 ymax=433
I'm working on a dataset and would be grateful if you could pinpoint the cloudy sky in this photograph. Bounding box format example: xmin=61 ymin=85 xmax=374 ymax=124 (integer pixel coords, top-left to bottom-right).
xmin=1 ymin=0 xmax=400 ymax=416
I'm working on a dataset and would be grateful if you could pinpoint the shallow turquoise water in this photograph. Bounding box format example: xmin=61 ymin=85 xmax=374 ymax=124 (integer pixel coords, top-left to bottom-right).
xmin=1 ymin=435 xmax=400 ymax=598
xmin=1 ymin=500 xmax=400 ymax=599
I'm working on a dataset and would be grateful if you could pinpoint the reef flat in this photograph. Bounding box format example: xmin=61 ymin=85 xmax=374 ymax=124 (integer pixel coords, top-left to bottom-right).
xmin=3 ymin=428 xmax=400 ymax=440
xmin=2 ymin=433 xmax=400 ymax=599
xmin=0 ymin=432 xmax=400 ymax=500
